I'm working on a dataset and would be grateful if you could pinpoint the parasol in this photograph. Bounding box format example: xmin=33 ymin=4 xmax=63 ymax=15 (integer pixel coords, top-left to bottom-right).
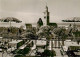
xmin=0 ymin=17 xmax=22 ymax=27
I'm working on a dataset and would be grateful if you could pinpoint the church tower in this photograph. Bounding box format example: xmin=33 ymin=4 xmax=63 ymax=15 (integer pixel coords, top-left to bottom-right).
xmin=44 ymin=5 xmax=50 ymax=26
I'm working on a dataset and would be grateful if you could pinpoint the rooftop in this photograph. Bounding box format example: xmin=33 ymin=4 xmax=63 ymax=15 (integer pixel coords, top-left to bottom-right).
xmin=36 ymin=40 xmax=46 ymax=46
xmin=64 ymin=40 xmax=80 ymax=47
xmin=9 ymin=40 xmax=22 ymax=44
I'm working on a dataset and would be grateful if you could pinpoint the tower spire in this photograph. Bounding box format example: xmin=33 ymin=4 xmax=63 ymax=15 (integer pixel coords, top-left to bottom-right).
xmin=44 ymin=3 xmax=50 ymax=26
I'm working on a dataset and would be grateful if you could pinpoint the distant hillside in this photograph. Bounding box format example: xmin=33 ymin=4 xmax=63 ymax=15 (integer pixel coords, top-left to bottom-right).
xmin=62 ymin=17 xmax=80 ymax=22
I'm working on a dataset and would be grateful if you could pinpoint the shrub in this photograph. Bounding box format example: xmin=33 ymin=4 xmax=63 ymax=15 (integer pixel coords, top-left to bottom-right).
xmin=17 ymin=41 xmax=24 ymax=48
xmin=41 ymin=49 xmax=56 ymax=57
xmin=17 ymin=49 xmax=23 ymax=54
xmin=12 ymin=47 xmax=30 ymax=55
xmin=22 ymin=47 xmax=30 ymax=55
xmin=14 ymin=55 xmax=25 ymax=57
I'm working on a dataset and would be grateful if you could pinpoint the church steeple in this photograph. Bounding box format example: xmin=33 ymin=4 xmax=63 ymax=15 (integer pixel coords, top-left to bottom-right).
xmin=44 ymin=5 xmax=50 ymax=26
xmin=46 ymin=5 xmax=48 ymax=12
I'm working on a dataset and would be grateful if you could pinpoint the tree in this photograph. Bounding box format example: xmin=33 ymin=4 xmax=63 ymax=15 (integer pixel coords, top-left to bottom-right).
xmin=41 ymin=49 xmax=56 ymax=57
xmin=38 ymin=26 xmax=54 ymax=50
xmin=58 ymin=28 xmax=67 ymax=46
xmin=54 ymin=27 xmax=67 ymax=47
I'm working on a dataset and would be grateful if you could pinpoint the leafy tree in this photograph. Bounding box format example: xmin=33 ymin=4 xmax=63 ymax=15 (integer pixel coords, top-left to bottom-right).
xmin=38 ymin=26 xmax=54 ymax=50
xmin=41 ymin=49 xmax=56 ymax=57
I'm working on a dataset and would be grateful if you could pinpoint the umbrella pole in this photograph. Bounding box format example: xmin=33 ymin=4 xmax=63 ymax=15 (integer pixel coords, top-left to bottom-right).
xmin=10 ymin=21 xmax=11 ymax=28
xmin=10 ymin=21 xmax=11 ymax=32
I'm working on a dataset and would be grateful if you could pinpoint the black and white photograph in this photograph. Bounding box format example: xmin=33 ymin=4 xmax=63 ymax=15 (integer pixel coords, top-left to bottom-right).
xmin=0 ymin=0 xmax=80 ymax=57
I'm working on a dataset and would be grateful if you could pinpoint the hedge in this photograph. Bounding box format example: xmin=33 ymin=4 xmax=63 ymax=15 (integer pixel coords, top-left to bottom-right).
xmin=17 ymin=41 xmax=24 ymax=48
xmin=41 ymin=49 xmax=56 ymax=57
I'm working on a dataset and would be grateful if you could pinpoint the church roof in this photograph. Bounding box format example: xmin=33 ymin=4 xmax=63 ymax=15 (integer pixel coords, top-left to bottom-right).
xmin=48 ymin=23 xmax=57 ymax=27
xmin=37 ymin=18 xmax=43 ymax=26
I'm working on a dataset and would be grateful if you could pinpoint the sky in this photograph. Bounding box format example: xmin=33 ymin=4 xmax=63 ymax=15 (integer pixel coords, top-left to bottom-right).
xmin=0 ymin=0 xmax=80 ymax=23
